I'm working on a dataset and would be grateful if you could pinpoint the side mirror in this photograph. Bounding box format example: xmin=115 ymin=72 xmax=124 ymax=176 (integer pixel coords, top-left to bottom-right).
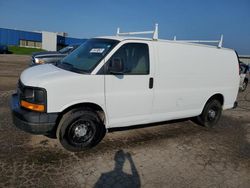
xmin=109 ymin=57 xmax=124 ymax=74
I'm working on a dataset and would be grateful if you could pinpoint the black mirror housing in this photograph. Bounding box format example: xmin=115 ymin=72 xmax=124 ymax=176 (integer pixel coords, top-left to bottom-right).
xmin=109 ymin=57 xmax=124 ymax=74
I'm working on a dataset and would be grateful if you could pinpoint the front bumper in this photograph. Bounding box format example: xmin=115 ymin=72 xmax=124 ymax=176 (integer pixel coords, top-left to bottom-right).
xmin=11 ymin=93 xmax=59 ymax=136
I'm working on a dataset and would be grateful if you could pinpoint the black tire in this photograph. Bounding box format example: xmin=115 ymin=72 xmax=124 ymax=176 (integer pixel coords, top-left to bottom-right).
xmin=56 ymin=108 xmax=106 ymax=152
xmin=196 ymin=99 xmax=222 ymax=128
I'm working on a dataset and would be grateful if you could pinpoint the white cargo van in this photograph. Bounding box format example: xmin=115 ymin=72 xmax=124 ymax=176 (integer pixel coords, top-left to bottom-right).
xmin=11 ymin=25 xmax=239 ymax=151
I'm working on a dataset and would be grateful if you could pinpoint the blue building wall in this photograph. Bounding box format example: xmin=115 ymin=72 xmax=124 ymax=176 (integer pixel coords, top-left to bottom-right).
xmin=0 ymin=28 xmax=41 ymax=45
xmin=0 ymin=27 xmax=86 ymax=47
xmin=58 ymin=36 xmax=86 ymax=46
xmin=64 ymin=37 xmax=86 ymax=45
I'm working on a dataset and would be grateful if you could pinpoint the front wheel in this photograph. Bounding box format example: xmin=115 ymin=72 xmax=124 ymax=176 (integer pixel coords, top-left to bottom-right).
xmin=56 ymin=108 xmax=106 ymax=152
xmin=196 ymin=99 xmax=222 ymax=128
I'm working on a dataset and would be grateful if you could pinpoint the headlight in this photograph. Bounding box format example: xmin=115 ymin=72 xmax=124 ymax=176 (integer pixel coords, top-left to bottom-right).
xmin=34 ymin=58 xmax=45 ymax=64
xmin=20 ymin=87 xmax=46 ymax=112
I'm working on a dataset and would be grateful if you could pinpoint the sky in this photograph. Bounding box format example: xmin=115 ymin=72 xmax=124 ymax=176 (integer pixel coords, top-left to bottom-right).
xmin=0 ymin=0 xmax=249 ymax=54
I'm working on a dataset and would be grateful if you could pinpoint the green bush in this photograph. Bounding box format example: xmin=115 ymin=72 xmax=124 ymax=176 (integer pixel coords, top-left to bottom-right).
xmin=8 ymin=46 xmax=46 ymax=55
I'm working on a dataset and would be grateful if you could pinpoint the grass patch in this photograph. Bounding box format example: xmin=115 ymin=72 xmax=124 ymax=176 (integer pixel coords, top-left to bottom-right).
xmin=8 ymin=46 xmax=46 ymax=55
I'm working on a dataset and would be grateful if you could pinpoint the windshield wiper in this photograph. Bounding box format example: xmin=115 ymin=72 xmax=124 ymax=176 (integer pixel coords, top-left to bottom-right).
xmin=56 ymin=61 xmax=73 ymax=70
xmin=58 ymin=61 xmax=88 ymax=74
xmin=71 ymin=68 xmax=88 ymax=74
xmin=61 ymin=62 xmax=73 ymax=67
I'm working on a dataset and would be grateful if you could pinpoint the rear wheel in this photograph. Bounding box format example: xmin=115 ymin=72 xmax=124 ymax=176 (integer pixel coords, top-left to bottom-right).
xmin=56 ymin=108 xmax=106 ymax=152
xmin=196 ymin=99 xmax=222 ymax=128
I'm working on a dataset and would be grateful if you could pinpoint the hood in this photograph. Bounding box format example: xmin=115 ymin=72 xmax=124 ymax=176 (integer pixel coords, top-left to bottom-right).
xmin=32 ymin=51 xmax=62 ymax=57
xmin=20 ymin=64 xmax=81 ymax=87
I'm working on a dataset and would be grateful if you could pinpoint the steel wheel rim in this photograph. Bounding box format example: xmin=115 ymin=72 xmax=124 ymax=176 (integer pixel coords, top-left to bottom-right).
xmin=67 ymin=119 xmax=94 ymax=145
xmin=207 ymin=107 xmax=219 ymax=122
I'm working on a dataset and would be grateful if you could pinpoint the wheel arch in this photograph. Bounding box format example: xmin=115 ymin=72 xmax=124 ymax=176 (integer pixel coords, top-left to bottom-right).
xmin=56 ymin=102 xmax=107 ymax=129
xmin=202 ymin=93 xmax=224 ymax=112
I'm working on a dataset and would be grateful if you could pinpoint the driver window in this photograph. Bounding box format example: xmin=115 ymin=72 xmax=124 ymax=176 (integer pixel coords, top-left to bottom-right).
xmin=108 ymin=43 xmax=149 ymax=75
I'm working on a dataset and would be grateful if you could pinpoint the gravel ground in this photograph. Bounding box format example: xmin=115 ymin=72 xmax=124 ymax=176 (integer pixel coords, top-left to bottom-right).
xmin=0 ymin=55 xmax=249 ymax=188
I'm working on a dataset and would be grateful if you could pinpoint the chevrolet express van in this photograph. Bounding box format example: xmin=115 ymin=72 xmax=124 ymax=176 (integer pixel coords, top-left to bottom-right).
xmin=11 ymin=26 xmax=239 ymax=151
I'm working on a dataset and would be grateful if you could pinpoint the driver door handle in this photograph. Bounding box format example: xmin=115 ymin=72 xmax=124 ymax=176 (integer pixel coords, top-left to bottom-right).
xmin=149 ymin=77 xmax=154 ymax=89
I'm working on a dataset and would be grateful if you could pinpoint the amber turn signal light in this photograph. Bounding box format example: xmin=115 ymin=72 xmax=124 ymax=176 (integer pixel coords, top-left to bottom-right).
xmin=20 ymin=100 xmax=45 ymax=112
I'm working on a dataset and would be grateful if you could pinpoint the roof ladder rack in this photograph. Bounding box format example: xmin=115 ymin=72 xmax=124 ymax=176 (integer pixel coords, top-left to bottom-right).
xmin=116 ymin=24 xmax=159 ymax=40
xmin=173 ymin=35 xmax=224 ymax=48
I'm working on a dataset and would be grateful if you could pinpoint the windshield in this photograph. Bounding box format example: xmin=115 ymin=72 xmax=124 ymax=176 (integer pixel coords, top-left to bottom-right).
xmin=57 ymin=39 xmax=118 ymax=73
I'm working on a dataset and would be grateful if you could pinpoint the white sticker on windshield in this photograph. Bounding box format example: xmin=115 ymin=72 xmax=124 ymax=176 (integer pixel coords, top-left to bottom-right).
xmin=90 ymin=48 xmax=105 ymax=53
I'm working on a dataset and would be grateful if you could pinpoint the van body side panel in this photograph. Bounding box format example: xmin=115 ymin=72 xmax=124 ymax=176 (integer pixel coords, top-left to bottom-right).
xmin=20 ymin=64 xmax=106 ymax=118
xmin=152 ymin=42 xmax=239 ymax=122
xmin=41 ymin=74 xmax=105 ymax=114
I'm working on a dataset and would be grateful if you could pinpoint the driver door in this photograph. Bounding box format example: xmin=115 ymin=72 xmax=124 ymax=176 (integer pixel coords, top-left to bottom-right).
xmin=104 ymin=42 xmax=154 ymax=128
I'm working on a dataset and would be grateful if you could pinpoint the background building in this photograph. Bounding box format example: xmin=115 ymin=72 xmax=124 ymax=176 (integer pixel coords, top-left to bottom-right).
xmin=0 ymin=27 xmax=86 ymax=51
